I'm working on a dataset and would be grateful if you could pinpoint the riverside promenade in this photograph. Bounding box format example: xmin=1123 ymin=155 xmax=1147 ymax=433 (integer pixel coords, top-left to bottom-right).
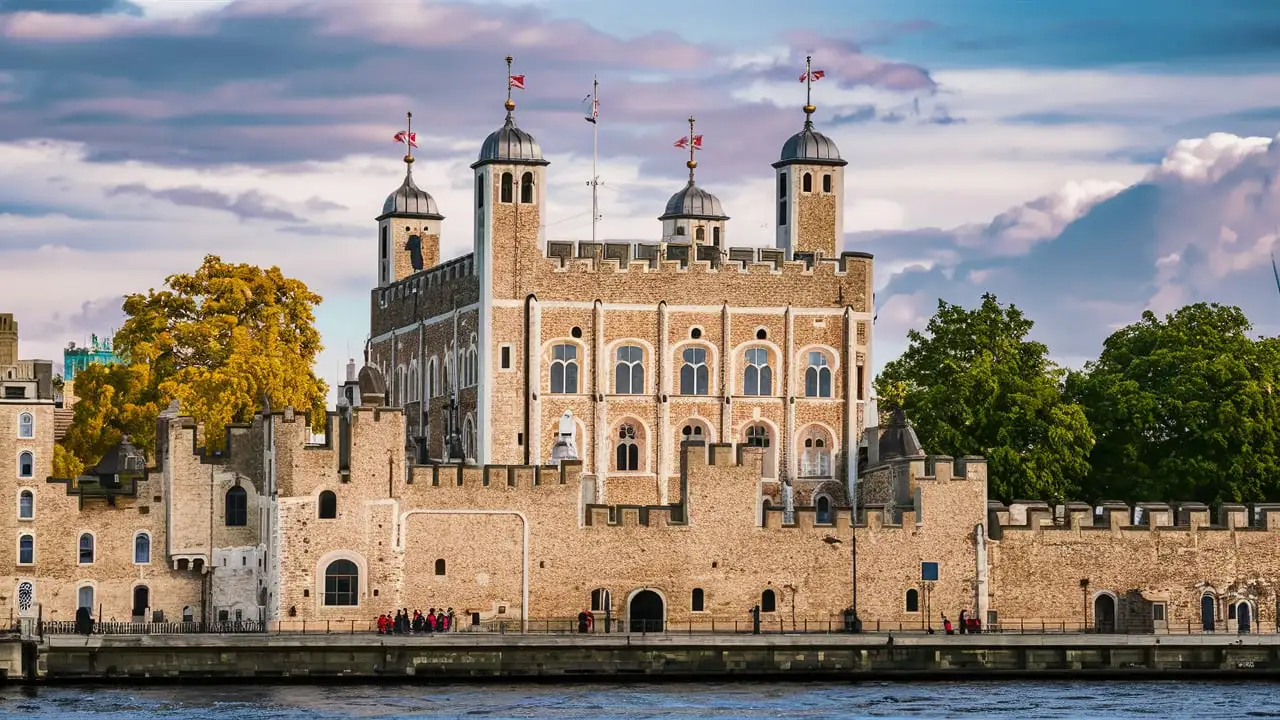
xmin=14 ymin=632 xmax=1280 ymax=683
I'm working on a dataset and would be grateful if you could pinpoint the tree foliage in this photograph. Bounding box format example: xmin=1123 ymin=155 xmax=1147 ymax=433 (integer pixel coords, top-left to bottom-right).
xmin=58 ymin=255 xmax=327 ymax=472
xmin=874 ymin=293 xmax=1094 ymax=503
xmin=1066 ymin=303 xmax=1280 ymax=504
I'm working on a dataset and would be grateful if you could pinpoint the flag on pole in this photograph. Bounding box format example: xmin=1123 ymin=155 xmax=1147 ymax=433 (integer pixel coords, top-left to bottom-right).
xmin=799 ymin=69 xmax=826 ymax=82
xmin=509 ymin=74 xmax=526 ymax=90
xmin=393 ymin=130 xmax=418 ymax=148
xmin=673 ymin=135 xmax=703 ymax=150
xmin=582 ymin=93 xmax=598 ymax=124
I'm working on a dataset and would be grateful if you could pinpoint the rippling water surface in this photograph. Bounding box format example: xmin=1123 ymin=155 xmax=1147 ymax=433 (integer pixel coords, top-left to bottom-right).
xmin=0 ymin=681 xmax=1276 ymax=719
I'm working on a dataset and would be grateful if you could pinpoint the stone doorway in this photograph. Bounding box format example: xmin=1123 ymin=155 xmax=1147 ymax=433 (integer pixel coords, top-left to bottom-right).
xmin=1201 ymin=595 xmax=1215 ymax=632
xmin=1237 ymin=602 xmax=1252 ymax=634
xmin=132 ymin=586 xmax=149 ymax=621
xmin=1093 ymin=594 xmax=1116 ymax=633
xmin=628 ymin=589 xmax=664 ymax=633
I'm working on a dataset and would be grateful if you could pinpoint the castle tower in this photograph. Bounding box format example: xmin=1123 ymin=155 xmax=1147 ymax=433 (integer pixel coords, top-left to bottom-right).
xmin=471 ymin=56 xmax=549 ymax=465
xmin=0 ymin=313 xmax=16 ymax=368
xmin=774 ymin=56 xmax=847 ymax=259
xmin=659 ymin=116 xmax=728 ymax=246
xmin=377 ymin=112 xmax=444 ymax=287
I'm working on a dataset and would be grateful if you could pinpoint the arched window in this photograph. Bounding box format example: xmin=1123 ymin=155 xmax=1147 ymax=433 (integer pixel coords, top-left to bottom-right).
xmin=591 ymin=588 xmax=611 ymax=612
xmin=802 ymin=172 xmax=812 ymax=193
xmin=614 ymin=345 xmax=644 ymax=395
xmin=816 ymin=496 xmax=832 ymax=524
xmin=469 ymin=348 xmax=479 ymax=387
xmin=695 ymin=227 xmax=705 ymax=242
xmin=77 ymin=585 xmax=94 ymax=611
xmin=182 ymin=606 xmax=194 ymax=623
xmin=615 ymin=423 xmax=640 ymax=471
xmin=78 ymin=532 xmax=94 ymax=564
xmin=746 ymin=424 xmax=770 ymax=448
xmin=692 ymin=588 xmax=705 ymax=612
xmin=681 ymin=423 xmax=705 ymax=444
xmin=805 ymin=352 xmax=832 ymax=398
xmin=680 ymin=347 xmax=709 ymax=395
xmin=18 ymin=489 xmax=33 ymax=520
xmin=743 ymin=348 xmax=772 ymax=396
xmin=520 ymin=172 xmax=534 ymax=204
xmin=18 ymin=534 xmax=33 ymax=565
xmin=428 ymin=357 xmax=439 ymax=397
xmin=550 ymin=344 xmax=579 ymax=394
xmin=434 ymin=558 xmax=446 ymax=576
xmin=761 ymin=589 xmax=777 ymax=613
xmin=500 ymin=172 xmax=514 ymax=203
xmin=822 ymin=173 xmax=832 ymax=193
xmin=712 ymin=226 xmax=721 ymax=245
xmin=17 ymin=451 xmax=33 ymax=478
xmin=778 ymin=172 xmax=787 ymax=199
xmin=463 ymin=418 xmax=476 ymax=460
xmin=318 ymin=490 xmax=337 ymax=519
xmin=323 ymin=559 xmax=359 ymax=606
xmin=675 ymin=226 xmax=686 ymax=236
xmin=800 ymin=428 xmax=832 ymax=478
xmin=134 ymin=532 xmax=151 ymax=564
xmin=906 ymin=588 xmax=919 ymax=612
xmin=225 ymin=486 xmax=248 ymax=527
xmin=17 ymin=412 xmax=33 ymax=439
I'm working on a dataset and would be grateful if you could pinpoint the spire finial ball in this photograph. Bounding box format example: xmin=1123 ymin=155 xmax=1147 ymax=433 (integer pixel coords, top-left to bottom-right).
xmin=404 ymin=155 xmax=415 ymax=165
xmin=687 ymin=160 xmax=697 ymax=170
xmin=504 ymin=99 xmax=516 ymax=112
xmin=804 ymin=104 xmax=816 ymax=115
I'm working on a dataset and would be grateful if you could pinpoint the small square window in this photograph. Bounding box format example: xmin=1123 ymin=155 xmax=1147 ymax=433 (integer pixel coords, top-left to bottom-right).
xmin=1153 ymin=603 xmax=1166 ymax=622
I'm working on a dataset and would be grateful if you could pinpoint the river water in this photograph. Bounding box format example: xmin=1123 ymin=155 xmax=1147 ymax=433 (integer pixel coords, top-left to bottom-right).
xmin=0 ymin=680 xmax=1273 ymax=718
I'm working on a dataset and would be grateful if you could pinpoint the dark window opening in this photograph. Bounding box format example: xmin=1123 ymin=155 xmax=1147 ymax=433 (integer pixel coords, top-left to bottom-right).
xmin=500 ymin=172 xmax=514 ymax=203
xmin=434 ymin=558 xmax=446 ymax=576
xmin=802 ymin=172 xmax=812 ymax=193
xmin=695 ymin=227 xmax=705 ymax=242
xmin=778 ymin=173 xmax=787 ymax=199
xmin=520 ymin=172 xmax=535 ymax=204
xmin=501 ymin=346 xmax=512 ymax=369
xmin=712 ymin=226 xmax=721 ymax=245
xmin=323 ymin=559 xmax=359 ymax=606
xmin=857 ymin=365 xmax=865 ymax=400
xmin=225 ymin=486 xmax=248 ymax=527
xmin=756 ymin=328 xmax=767 ymax=340
xmin=906 ymin=589 xmax=919 ymax=612
xmin=822 ymin=174 xmax=832 ymax=193
xmin=318 ymin=490 xmax=337 ymax=519
xmin=778 ymin=200 xmax=787 ymax=226
xmin=692 ymin=588 xmax=705 ymax=612
xmin=476 ymin=174 xmax=484 ymax=208
xmin=761 ymin=589 xmax=777 ymax=613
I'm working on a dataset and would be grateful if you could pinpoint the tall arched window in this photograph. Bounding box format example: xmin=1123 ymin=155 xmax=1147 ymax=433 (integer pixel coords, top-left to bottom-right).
xmin=77 ymin=585 xmax=94 ymax=611
xmin=743 ymin=348 xmax=772 ymax=396
xmin=695 ymin=227 xmax=705 ymax=242
xmin=520 ymin=172 xmax=534 ymax=204
xmin=802 ymin=172 xmax=813 ymax=193
xmin=17 ymin=412 xmax=33 ymax=439
xmin=692 ymin=588 xmax=705 ymax=612
xmin=434 ymin=558 xmax=446 ymax=576
xmin=615 ymin=423 xmax=640 ymax=471
xmin=761 ymin=589 xmax=777 ymax=613
xmin=78 ymin=533 xmax=94 ymax=564
xmin=428 ymin=357 xmax=439 ymax=397
xmin=225 ymin=486 xmax=248 ymax=527
xmin=614 ymin=346 xmax=644 ymax=394
xmin=18 ymin=489 xmax=33 ymax=520
xmin=468 ymin=348 xmax=479 ymax=387
xmin=463 ymin=418 xmax=476 ymax=460
xmin=712 ymin=226 xmax=721 ymax=245
xmin=822 ymin=173 xmax=832 ymax=193
xmin=591 ymin=588 xmax=611 ymax=612
xmin=906 ymin=588 xmax=920 ymax=612
xmin=318 ymin=490 xmax=337 ymax=519
xmin=18 ymin=534 xmax=33 ymax=565
xmin=17 ymin=451 xmax=33 ymax=478
xmin=680 ymin=347 xmax=709 ymax=395
xmin=500 ymin=172 xmax=514 ymax=203
xmin=805 ymin=351 xmax=832 ymax=398
xmin=816 ymin=496 xmax=832 ymax=524
xmin=323 ymin=559 xmax=359 ymax=606
xmin=134 ymin=532 xmax=151 ymax=564
xmin=800 ymin=428 xmax=832 ymax=478
xmin=550 ymin=344 xmax=579 ymax=394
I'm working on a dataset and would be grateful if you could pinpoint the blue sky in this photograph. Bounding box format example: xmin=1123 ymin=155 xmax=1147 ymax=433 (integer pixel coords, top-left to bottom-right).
xmin=1 ymin=0 xmax=1279 ymax=399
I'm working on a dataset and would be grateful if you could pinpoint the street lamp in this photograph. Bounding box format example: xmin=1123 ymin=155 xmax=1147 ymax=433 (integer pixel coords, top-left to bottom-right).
xmin=1080 ymin=578 xmax=1091 ymax=632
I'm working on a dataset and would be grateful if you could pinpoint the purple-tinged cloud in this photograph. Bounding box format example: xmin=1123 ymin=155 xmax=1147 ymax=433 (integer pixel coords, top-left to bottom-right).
xmin=106 ymin=182 xmax=302 ymax=222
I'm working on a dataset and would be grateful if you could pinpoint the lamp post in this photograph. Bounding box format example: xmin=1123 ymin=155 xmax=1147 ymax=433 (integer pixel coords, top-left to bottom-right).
xmin=1080 ymin=578 xmax=1090 ymax=632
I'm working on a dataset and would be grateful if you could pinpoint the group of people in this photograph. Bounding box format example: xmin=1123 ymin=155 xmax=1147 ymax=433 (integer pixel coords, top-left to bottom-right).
xmin=939 ymin=610 xmax=981 ymax=634
xmin=377 ymin=608 xmax=456 ymax=634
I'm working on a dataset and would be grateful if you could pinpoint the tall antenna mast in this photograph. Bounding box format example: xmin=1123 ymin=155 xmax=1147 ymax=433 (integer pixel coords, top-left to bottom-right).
xmin=584 ymin=75 xmax=602 ymax=244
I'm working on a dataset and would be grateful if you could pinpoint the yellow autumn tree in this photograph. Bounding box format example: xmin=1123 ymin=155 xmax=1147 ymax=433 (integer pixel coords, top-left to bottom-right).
xmin=55 ymin=255 xmax=328 ymax=475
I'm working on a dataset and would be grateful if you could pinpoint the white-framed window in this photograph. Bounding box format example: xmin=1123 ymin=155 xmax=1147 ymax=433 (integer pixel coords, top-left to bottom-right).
xmin=550 ymin=344 xmax=580 ymax=394
xmin=614 ymin=345 xmax=644 ymax=395
xmin=134 ymin=531 xmax=151 ymax=565
xmin=800 ymin=427 xmax=833 ymax=478
xmin=18 ymin=534 xmax=34 ymax=565
xmin=681 ymin=422 xmax=707 ymax=444
xmin=615 ymin=423 xmax=641 ymax=471
xmin=77 ymin=585 xmax=94 ymax=611
xmin=590 ymin=588 xmax=611 ymax=612
xmin=17 ymin=451 xmax=33 ymax=479
xmin=680 ymin=347 xmax=709 ymax=395
xmin=77 ymin=532 xmax=94 ymax=565
xmin=805 ymin=351 xmax=833 ymax=398
xmin=18 ymin=489 xmax=33 ymax=520
xmin=427 ymin=357 xmax=439 ymax=397
xmin=743 ymin=347 xmax=772 ymax=396
xmin=17 ymin=412 xmax=33 ymax=439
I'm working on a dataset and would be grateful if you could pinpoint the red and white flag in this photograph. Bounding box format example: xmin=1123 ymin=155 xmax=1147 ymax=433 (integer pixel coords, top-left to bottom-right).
xmin=393 ymin=130 xmax=418 ymax=148
xmin=799 ymin=69 xmax=826 ymax=82
xmin=509 ymin=74 xmax=526 ymax=90
xmin=673 ymin=135 xmax=704 ymax=150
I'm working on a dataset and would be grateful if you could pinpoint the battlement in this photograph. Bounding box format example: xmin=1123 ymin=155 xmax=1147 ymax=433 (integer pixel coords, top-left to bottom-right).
xmin=544 ymin=240 xmax=872 ymax=278
xmin=406 ymin=460 xmax=584 ymax=490
xmin=584 ymin=503 xmax=687 ymax=527
xmin=989 ymin=500 xmax=1280 ymax=536
xmin=375 ymin=252 xmax=476 ymax=308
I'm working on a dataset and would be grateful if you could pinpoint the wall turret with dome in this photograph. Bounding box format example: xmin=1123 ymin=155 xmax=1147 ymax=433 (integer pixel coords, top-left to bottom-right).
xmin=659 ymin=116 xmax=729 ymax=245
xmin=377 ymin=112 xmax=445 ymax=288
xmin=774 ymin=56 xmax=848 ymax=259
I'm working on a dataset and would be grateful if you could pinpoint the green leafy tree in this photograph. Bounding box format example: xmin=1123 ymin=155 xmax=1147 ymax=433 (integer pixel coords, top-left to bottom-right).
xmin=1066 ymin=303 xmax=1280 ymax=504
xmin=57 ymin=255 xmax=328 ymax=472
xmin=875 ymin=293 xmax=1094 ymax=502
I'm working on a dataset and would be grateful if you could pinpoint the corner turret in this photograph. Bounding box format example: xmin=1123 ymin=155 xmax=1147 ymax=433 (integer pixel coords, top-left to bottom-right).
xmin=774 ymin=56 xmax=847 ymax=260
xmin=377 ymin=112 xmax=444 ymax=286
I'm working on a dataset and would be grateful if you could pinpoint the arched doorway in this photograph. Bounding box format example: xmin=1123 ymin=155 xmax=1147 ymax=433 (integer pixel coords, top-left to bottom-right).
xmin=1093 ymin=594 xmax=1116 ymax=633
xmin=628 ymin=590 xmax=664 ymax=633
xmin=1237 ymin=602 xmax=1252 ymax=634
xmin=1201 ymin=594 xmax=1216 ymax=631
xmin=132 ymin=586 xmax=149 ymax=621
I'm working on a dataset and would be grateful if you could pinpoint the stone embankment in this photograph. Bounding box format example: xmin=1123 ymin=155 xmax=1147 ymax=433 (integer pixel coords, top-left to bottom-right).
xmin=6 ymin=633 xmax=1280 ymax=682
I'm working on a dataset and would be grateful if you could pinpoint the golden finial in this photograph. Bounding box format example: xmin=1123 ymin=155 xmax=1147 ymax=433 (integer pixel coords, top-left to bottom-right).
xmin=505 ymin=55 xmax=516 ymax=113
xmin=687 ymin=115 xmax=697 ymax=183
xmin=402 ymin=111 xmax=415 ymax=166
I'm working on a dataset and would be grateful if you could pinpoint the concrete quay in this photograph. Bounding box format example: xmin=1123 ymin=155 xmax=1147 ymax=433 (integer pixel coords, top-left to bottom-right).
xmin=10 ymin=632 xmax=1280 ymax=683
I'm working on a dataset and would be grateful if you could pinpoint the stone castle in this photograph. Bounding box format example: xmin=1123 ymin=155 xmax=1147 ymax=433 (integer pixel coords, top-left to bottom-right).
xmin=2 ymin=70 xmax=1277 ymax=634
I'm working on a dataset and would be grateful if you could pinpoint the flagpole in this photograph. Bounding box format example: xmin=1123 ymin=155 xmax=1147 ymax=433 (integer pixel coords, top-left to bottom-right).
xmin=687 ymin=115 xmax=696 ymax=184
xmin=591 ymin=75 xmax=600 ymax=245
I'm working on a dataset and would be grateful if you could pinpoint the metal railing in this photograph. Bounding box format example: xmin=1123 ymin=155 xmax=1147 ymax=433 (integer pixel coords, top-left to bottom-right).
xmin=25 ymin=615 xmax=1280 ymax=637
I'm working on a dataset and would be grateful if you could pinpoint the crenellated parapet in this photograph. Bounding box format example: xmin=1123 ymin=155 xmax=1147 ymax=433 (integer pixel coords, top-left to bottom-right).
xmin=988 ymin=499 xmax=1280 ymax=538
xmin=545 ymin=240 xmax=871 ymax=275
xmin=406 ymin=459 xmax=583 ymax=490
